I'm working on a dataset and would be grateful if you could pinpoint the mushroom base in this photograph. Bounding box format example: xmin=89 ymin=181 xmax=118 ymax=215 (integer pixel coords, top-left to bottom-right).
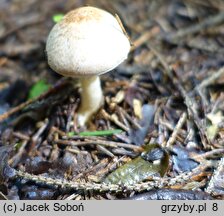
xmin=77 ymin=76 xmax=103 ymax=126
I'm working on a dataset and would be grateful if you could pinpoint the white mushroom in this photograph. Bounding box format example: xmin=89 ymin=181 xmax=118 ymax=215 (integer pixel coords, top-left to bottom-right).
xmin=46 ymin=6 xmax=130 ymax=126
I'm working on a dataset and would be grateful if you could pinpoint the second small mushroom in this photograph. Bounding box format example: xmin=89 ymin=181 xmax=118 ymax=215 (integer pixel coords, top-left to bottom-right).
xmin=46 ymin=6 xmax=130 ymax=126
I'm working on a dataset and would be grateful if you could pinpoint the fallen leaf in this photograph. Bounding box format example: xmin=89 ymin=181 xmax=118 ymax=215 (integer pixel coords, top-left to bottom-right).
xmin=129 ymin=104 xmax=155 ymax=145
xmin=133 ymin=98 xmax=142 ymax=119
xmin=103 ymin=144 xmax=169 ymax=185
xmin=206 ymin=111 xmax=224 ymax=141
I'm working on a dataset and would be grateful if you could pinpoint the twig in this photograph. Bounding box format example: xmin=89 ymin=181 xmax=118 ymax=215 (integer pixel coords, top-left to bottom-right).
xmin=176 ymin=73 xmax=210 ymax=148
xmin=196 ymin=67 xmax=224 ymax=90
xmin=55 ymin=139 xmax=142 ymax=152
xmin=165 ymin=12 xmax=224 ymax=41
xmin=32 ymin=119 xmax=49 ymax=143
xmin=0 ymin=192 xmax=8 ymax=200
xmin=15 ymin=170 xmax=162 ymax=192
xmin=147 ymin=42 xmax=210 ymax=148
xmin=173 ymin=75 xmax=210 ymax=148
xmin=0 ymin=19 xmax=44 ymax=41
xmin=97 ymin=145 xmax=115 ymax=158
xmin=66 ymin=148 xmax=89 ymax=155
xmin=13 ymin=132 xmax=30 ymax=141
xmin=0 ymin=97 xmax=41 ymax=122
xmin=101 ymin=109 xmax=130 ymax=132
xmin=14 ymin=161 xmax=213 ymax=193
xmin=206 ymin=157 xmax=224 ymax=195
xmin=166 ymin=112 xmax=187 ymax=148
xmin=0 ymin=78 xmax=68 ymax=122
xmin=115 ymin=14 xmax=132 ymax=46
xmin=27 ymin=119 xmax=49 ymax=153
xmin=131 ymin=27 xmax=160 ymax=52
xmin=50 ymin=126 xmax=67 ymax=137
xmin=167 ymin=160 xmax=214 ymax=186
xmin=8 ymin=140 xmax=28 ymax=167
xmin=190 ymin=149 xmax=224 ymax=162
xmin=118 ymin=106 xmax=142 ymax=129
xmin=66 ymin=102 xmax=79 ymax=132
xmin=65 ymin=193 xmax=80 ymax=200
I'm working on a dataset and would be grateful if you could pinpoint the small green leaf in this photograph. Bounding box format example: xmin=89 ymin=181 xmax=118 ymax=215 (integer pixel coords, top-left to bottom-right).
xmin=15 ymin=142 xmax=23 ymax=151
xmin=67 ymin=129 xmax=123 ymax=137
xmin=28 ymin=80 xmax=51 ymax=99
xmin=52 ymin=14 xmax=64 ymax=23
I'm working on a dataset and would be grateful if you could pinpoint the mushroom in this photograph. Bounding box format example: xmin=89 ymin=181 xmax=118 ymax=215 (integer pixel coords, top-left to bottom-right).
xmin=46 ymin=6 xmax=130 ymax=126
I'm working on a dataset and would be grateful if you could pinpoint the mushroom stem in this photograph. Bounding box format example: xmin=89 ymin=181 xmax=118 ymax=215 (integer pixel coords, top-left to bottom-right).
xmin=77 ymin=76 xmax=103 ymax=126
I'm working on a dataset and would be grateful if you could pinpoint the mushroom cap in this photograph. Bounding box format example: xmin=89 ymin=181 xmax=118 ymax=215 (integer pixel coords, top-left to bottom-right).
xmin=46 ymin=6 xmax=130 ymax=77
